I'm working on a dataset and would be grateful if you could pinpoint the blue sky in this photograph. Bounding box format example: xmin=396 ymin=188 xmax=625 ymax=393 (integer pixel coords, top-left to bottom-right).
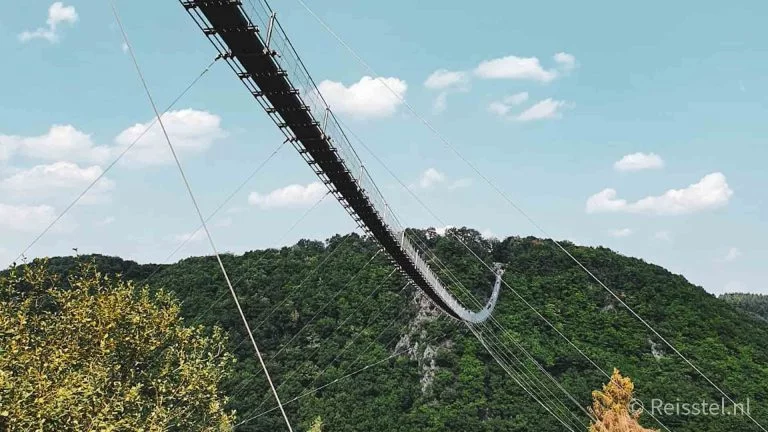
xmin=0 ymin=1 xmax=766 ymax=295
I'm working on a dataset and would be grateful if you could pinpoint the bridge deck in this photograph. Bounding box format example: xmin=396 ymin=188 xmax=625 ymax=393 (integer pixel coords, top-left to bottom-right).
xmin=181 ymin=0 xmax=499 ymax=322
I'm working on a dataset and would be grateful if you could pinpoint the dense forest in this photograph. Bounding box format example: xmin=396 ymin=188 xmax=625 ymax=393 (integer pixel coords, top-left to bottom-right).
xmin=720 ymin=293 xmax=768 ymax=322
xmin=10 ymin=228 xmax=768 ymax=431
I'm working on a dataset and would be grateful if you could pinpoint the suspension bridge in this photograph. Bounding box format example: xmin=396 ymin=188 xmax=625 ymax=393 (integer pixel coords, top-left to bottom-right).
xmin=5 ymin=0 xmax=764 ymax=431
xmin=180 ymin=0 xmax=502 ymax=323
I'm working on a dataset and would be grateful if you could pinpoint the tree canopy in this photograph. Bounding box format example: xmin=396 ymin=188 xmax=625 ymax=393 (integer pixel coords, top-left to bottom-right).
xmin=0 ymin=260 xmax=235 ymax=431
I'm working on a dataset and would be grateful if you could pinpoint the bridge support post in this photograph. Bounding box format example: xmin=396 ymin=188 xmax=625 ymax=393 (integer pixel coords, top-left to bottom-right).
xmin=265 ymin=12 xmax=276 ymax=52
xmin=322 ymin=107 xmax=329 ymax=136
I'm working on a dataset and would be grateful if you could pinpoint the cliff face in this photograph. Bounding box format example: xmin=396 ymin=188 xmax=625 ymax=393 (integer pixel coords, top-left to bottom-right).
xmin=19 ymin=228 xmax=768 ymax=432
xmin=395 ymin=291 xmax=453 ymax=394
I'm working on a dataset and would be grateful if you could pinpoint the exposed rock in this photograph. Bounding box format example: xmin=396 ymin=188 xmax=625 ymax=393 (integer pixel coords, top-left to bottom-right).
xmin=395 ymin=290 xmax=450 ymax=393
xmin=649 ymin=338 xmax=665 ymax=360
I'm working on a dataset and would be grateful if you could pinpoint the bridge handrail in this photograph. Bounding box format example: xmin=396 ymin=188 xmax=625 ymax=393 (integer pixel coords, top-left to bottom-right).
xmin=233 ymin=2 xmax=409 ymax=239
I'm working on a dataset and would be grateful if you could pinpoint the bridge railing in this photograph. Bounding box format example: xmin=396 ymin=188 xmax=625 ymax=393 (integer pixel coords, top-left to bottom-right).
xmin=236 ymin=4 xmax=373 ymax=211
xmin=241 ymin=6 xmax=413 ymax=240
xmin=400 ymin=234 xmax=466 ymax=314
xmin=358 ymin=169 xmax=403 ymax=232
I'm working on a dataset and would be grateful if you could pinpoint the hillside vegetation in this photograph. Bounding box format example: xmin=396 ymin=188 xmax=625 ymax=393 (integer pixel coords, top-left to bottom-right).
xmin=11 ymin=228 xmax=768 ymax=431
xmin=721 ymin=293 xmax=768 ymax=322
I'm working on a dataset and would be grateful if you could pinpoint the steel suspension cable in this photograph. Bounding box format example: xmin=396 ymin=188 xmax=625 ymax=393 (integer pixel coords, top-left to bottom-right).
xmin=219 ymin=227 xmax=362 ymax=399
xmin=249 ymin=226 xmax=358 ymax=332
xmin=270 ymin=249 xmax=383 ymax=360
xmin=146 ymin=191 xmax=335 ymax=419
xmin=157 ymin=138 xmax=289 ymax=265
xmin=414 ymin=242 xmax=591 ymax=415
xmin=236 ymin=317 xmax=459 ymax=427
xmin=337 ymin=117 xmax=678 ymax=430
xmin=472 ymin=321 xmax=588 ymax=430
xmin=412 ymin=240 xmax=590 ymax=430
xmin=339 ymin=299 xmax=412 ymax=373
xmin=390 ymin=210 xmax=593 ymax=423
xmin=8 ymin=57 xmax=219 ymax=268
xmin=242 ymin=277 xmax=407 ymax=419
xmin=480 ymin=320 xmax=594 ymax=422
xmin=411 ymin=229 xmax=671 ymax=431
xmin=467 ymin=324 xmax=577 ymax=432
xmin=110 ymin=3 xmax=293 ymax=430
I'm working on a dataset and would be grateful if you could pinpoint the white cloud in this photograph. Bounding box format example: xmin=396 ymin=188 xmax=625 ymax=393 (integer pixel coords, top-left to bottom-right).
xmin=475 ymin=55 xmax=558 ymax=82
xmin=418 ymin=168 xmax=446 ymax=189
xmin=114 ymin=109 xmax=225 ymax=165
xmin=414 ymin=168 xmax=470 ymax=190
xmin=19 ymin=2 xmax=78 ymax=43
xmin=0 ymin=140 xmax=16 ymax=162
xmin=432 ymin=92 xmax=448 ymax=114
xmin=424 ymin=69 xmax=469 ymax=114
xmin=614 ymin=152 xmax=665 ymax=172
xmin=449 ymin=178 xmax=472 ymax=189
xmin=609 ymin=228 xmax=633 ymax=238
xmin=316 ymin=76 xmax=407 ymax=119
xmin=503 ymin=92 xmax=530 ymax=106
xmin=488 ymin=92 xmax=529 ymax=117
xmin=431 ymin=88 xmax=469 ymax=114
xmin=47 ymin=2 xmax=77 ymax=26
xmin=1 ymin=109 xmax=223 ymax=167
xmin=586 ymin=172 xmax=733 ymax=215
xmin=0 ymin=125 xmax=110 ymax=164
xmin=0 ymin=203 xmax=56 ymax=232
xmin=0 ymin=162 xmax=114 ymax=203
xmin=174 ymin=229 xmax=206 ymax=243
xmin=97 ymin=216 xmax=115 ymax=226
xmin=248 ymin=182 xmax=326 ymax=209
xmin=553 ymin=52 xmax=576 ymax=71
xmin=515 ymin=98 xmax=567 ymax=122
xmin=724 ymin=247 xmax=742 ymax=262
xmin=587 ymin=189 xmax=628 ymax=213
xmin=424 ymin=69 xmax=468 ymax=90
xmin=654 ymin=231 xmax=672 ymax=242
xmin=488 ymin=102 xmax=510 ymax=117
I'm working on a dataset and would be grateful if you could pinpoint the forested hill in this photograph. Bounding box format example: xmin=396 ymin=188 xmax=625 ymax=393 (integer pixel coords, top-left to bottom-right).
xmin=721 ymin=292 xmax=768 ymax=322
xmin=34 ymin=228 xmax=768 ymax=431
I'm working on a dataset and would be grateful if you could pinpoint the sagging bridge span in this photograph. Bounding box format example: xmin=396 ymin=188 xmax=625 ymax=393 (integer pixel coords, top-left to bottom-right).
xmin=180 ymin=0 xmax=501 ymax=323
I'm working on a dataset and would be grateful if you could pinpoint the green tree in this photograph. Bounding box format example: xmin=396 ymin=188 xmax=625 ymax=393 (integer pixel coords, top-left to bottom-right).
xmin=0 ymin=260 xmax=235 ymax=431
